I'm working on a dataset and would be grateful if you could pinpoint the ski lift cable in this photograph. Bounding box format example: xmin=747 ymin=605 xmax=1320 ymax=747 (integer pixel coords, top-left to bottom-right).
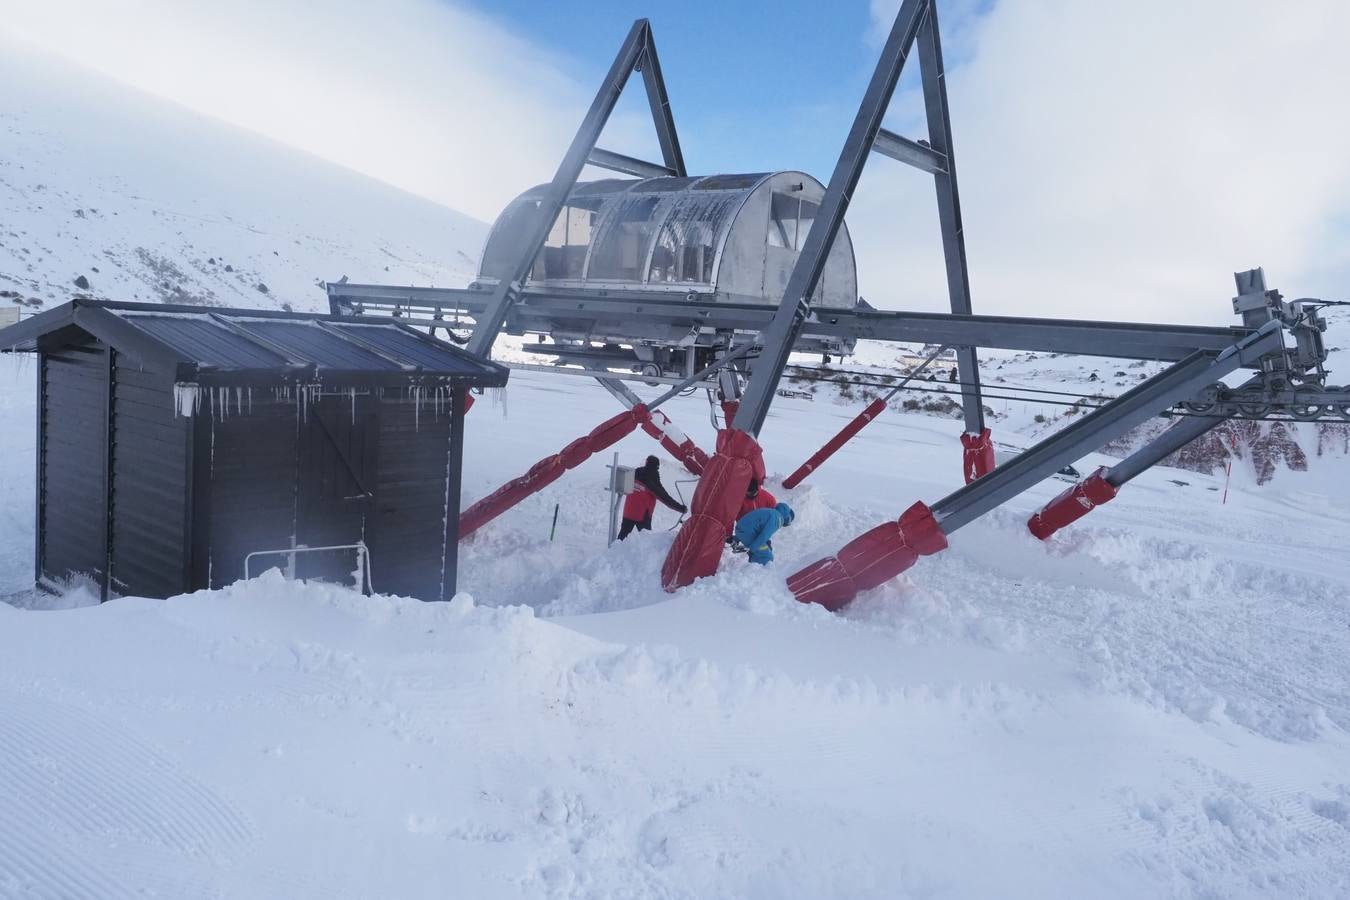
xmin=777 ymin=367 xmax=1339 ymax=423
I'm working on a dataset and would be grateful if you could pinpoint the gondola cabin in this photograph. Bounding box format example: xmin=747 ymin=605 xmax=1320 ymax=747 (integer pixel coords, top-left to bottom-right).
xmin=0 ymin=300 xmax=508 ymax=602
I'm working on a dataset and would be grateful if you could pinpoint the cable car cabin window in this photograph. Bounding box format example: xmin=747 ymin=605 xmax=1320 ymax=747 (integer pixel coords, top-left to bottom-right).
xmin=647 ymin=191 xmax=740 ymax=285
xmin=478 ymin=197 xmax=540 ymax=281
xmin=768 ymin=193 xmax=818 ymax=251
xmin=537 ymin=202 xmax=599 ymax=280
xmin=586 ymin=195 xmax=661 ymax=282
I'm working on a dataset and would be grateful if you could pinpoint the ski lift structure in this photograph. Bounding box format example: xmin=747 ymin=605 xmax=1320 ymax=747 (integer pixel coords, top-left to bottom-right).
xmin=327 ymin=0 xmax=1345 ymax=611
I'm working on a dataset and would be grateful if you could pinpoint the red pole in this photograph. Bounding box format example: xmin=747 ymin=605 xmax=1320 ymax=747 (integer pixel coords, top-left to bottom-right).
xmin=780 ymin=348 xmax=950 ymax=490
xmin=459 ymin=405 xmax=649 ymax=538
xmin=783 ymin=398 xmax=886 ymax=489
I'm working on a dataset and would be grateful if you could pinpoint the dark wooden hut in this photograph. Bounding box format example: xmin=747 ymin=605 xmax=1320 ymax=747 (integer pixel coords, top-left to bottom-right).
xmin=0 ymin=299 xmax=508 ymax=602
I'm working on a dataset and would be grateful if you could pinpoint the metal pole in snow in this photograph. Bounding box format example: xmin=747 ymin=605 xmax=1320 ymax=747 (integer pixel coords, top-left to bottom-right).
xmin=1221 ymin=432 xmax=1236 ymax=505
xmin=550 ymin=503 xmax=560 ymax=541
xmin=607 ymin=451 xmax=620 ymax=547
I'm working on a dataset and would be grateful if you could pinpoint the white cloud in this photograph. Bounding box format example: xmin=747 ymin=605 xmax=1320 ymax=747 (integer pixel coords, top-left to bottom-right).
xmin=852 ymin=0 xmax=1350 ymax=324
xmin=0 ymin=0 xmax=642 ymax=223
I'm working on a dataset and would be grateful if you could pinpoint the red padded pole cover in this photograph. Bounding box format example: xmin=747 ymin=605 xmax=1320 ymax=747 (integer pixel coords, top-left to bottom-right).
xmin=961 ymin=428 xmax=996 ymax=484
xmin=660 ymin=428 xmax=764 ymax=592
xmin=639 ymin=408 xmax=710 ymax=475
xmin=1026 ymin=466 xmax=1118 ymax=540
xmin=783 ymin=397 xmax=886 ymax=489
xmin=458 ymin=408 xmax=644 ymax=538
xmin=721 ymin=399 xmax=739 ymax=429
xmin=463 ymin=390 xmax=475 ymax=414
xmin=786 ymin=501 xmax=948 ymax=612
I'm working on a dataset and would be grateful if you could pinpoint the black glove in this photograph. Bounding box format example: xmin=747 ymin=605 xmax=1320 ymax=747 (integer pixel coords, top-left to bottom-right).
xmin=677 ymin=504 xmax=688 ymax=514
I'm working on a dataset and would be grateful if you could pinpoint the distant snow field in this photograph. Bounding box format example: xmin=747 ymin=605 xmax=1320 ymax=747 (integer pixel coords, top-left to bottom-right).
xmin=2 ymin=32 xmax=1350 ymax=900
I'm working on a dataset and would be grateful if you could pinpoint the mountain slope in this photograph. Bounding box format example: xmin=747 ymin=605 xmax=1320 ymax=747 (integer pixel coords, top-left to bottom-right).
xmin=0 ymin=36 xmax=485 ymax=314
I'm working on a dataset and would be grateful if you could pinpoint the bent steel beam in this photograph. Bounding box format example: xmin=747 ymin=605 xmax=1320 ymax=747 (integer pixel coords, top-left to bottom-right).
xmin=1026 ymin=376 xmax=1258 ymax=540
xmin=734 ymin=0 xmax=932 ymax=437
xmin=787 ymin=327 xmax=1284 ymax=611
xmin=1102 ymin=380 xmax=1260 ymax=486
xmin=930 ymin=324 xmax=1284 ymax=533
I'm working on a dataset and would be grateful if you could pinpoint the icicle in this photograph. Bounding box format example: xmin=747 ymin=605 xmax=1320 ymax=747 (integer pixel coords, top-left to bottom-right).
xmin=173 ymin=382 xmax=201 ymax=418
xmin=350 ymin=387 xmax=356 ymax=425
xmin=488 ymin=386 xmax=508 ymax=417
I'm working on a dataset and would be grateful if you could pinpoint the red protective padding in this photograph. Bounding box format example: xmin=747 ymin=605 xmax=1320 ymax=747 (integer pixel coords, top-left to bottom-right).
xmin=661 ymin=428 xmax=764 ymax=592
xmin=458 ymin=407 xmax=644 ymax=538
xmin=787 ymin=501 xmax=948 ymax=612
xmin=639 ymin=408 xmax=710 ymax=475
xmin=463 ymin=390 xmax=475 ymax=414
xmin=961 ymin=428 xmax=996 ymax=484
xmin=721 ymin=399 xmax=740 ymax=429
xmin=783 ymin=397 xmax=886 ymax=489
xmin=1026 ymin=466 xmax=1118 ymax=540
xmin=591 ymin=404 xmax=648 ymax=452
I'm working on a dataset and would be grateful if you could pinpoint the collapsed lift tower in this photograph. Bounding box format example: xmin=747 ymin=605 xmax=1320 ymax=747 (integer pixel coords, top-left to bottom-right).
xmin=328 ymin=0 xmax=1343 ymax=610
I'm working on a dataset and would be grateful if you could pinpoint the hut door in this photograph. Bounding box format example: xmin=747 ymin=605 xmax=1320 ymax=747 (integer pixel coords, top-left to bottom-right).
xmin=295 ymin=393 xmax=378 ymax=586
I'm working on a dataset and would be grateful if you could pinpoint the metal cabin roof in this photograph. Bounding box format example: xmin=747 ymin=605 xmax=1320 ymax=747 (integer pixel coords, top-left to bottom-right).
xmin=0 ymin=299 xmax=510 ymax=388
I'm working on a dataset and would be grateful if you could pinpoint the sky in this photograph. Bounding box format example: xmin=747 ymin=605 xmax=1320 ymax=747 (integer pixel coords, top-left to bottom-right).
xmin=3 ymin=0 xmax=1349 ymax=325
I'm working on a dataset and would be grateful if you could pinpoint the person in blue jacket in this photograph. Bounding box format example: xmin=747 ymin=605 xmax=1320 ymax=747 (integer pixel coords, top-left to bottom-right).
xmin=733 ymin=502 xmax=795 ymax=565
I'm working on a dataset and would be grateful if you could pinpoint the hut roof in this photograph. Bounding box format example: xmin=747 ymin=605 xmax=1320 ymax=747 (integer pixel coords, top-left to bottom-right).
xmin=0 ymin=299 xmax=509 ymax=388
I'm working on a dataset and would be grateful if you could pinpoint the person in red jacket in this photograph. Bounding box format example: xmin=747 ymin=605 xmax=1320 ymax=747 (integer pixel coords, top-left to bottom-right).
xmin=727 ymin=478 xmax=776 ymax=538
xmin=618 ymin=456 xmax=687 ymax=540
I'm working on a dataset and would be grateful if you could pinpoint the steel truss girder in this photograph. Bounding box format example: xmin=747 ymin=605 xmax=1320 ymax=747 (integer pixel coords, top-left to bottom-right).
xmin=929 ymin=324 xmax=1285 ymax=533
xmin=326 ymin=283 xmax=1257 ymax=362
xmin=464 ymin=18 xmax=685 ymax=358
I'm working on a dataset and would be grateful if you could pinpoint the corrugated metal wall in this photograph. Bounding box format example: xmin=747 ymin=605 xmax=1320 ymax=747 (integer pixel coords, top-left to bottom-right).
xmin=38 ymin=339 xmax=109 ymax=587
xmin=108 ymin=358 xmax=190 ymax=598
xmin=37 ymin=345 xmax=459 ymax=600
xmin=368 ymin=400 xmax=451 ymax=601
xmin=206 ymin=397 xmax=299 ymax=588
xmin=294 ymin=396 xmax=377 ymax=585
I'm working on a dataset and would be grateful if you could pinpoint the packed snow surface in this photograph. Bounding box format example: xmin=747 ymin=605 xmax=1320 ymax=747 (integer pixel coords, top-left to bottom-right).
xmin=3 ymin=354 xmax=1350 ymax=898
xmin=3 ymin=28 xmax=1350 ymax=900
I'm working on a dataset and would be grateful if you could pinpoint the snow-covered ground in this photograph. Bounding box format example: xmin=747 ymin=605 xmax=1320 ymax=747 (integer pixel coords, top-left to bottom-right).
xmin=4 ymin=352 xmax=1350 ymax=898
xmin=3 ymin=30 xmax=1350 ymax=900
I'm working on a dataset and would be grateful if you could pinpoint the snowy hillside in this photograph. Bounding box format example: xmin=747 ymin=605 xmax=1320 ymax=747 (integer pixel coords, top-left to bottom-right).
xmin=3 ymin=31 xmax=1350 ymax=900
xmin=0 ymin=36 xmax=484 ymax=314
